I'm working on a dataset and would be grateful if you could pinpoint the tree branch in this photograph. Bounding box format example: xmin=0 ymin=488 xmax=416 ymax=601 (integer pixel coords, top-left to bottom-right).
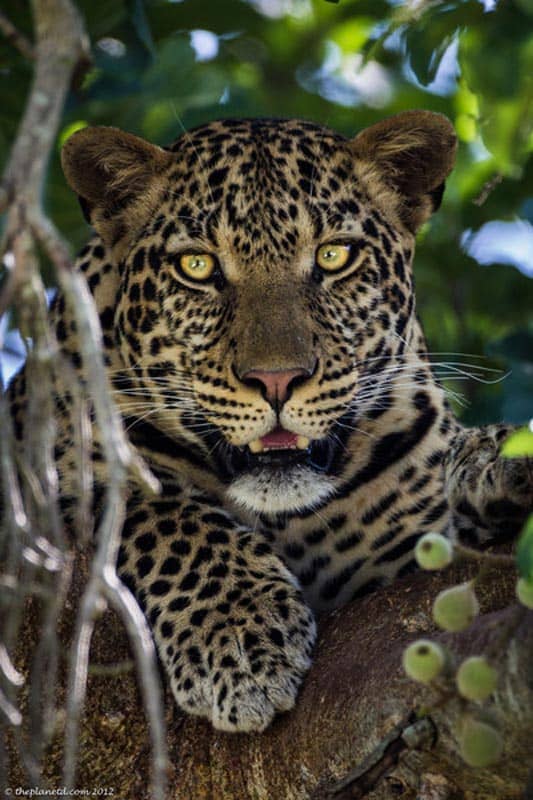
xmin=8 ymin=555 xmax=532 ymax=799
xmin=1 ymin=2 xmax=166 ymax=795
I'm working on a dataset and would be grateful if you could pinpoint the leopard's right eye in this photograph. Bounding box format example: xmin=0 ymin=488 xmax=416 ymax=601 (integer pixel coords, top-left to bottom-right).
xmin=179 ymin=253 xmax=216 ymax=282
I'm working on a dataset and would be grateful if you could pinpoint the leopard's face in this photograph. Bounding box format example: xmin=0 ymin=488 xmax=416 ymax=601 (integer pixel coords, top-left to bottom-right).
xmin=63 ymin=113 xmax=455 ymax=515
xmin=111 ymin=119 xmax=416 ymax=514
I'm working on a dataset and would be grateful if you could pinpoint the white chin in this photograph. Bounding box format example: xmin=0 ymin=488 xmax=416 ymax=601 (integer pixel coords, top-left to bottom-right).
xmin=226 ymin=465 xmax=336 ymax=515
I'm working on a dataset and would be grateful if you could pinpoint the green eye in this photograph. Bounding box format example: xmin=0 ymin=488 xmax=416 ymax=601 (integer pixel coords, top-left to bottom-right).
xmin=316 ymin=243 xmax=352 ymax=272
xmin=180 ymin=253 xmax=216 ymax=281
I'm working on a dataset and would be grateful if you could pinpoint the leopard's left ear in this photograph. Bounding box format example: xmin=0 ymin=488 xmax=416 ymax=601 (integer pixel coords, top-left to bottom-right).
xmin=351 ymin=110 xmax=457 ymax=233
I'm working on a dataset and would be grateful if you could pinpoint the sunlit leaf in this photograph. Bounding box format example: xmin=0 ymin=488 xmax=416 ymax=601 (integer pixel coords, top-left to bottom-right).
xmin=502 ymin=426 xmax=533 ymax=457
xmin=58 ymin=120 xmax=88 ymax=150
xmin=330 ymin=18 xmax=374 ymax=53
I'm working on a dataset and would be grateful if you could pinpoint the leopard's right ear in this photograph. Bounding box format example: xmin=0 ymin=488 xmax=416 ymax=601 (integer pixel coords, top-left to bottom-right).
xmin=61 ymin=126 xmax=173 ymax=254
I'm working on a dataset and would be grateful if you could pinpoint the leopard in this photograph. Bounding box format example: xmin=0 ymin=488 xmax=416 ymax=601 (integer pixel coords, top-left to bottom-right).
xmin=6 ymin=110 xmax=532 ymax=733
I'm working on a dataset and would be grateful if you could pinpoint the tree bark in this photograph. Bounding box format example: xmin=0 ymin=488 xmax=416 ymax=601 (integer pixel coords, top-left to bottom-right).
xmin=8 ymin=555 xmax=533 ymax=799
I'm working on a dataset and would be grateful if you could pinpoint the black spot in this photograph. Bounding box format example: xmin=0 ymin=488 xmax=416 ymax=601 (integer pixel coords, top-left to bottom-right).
xmin=161 ymin=557 xmax=181 ymax=575
xmin=136 ymin=555 xmax=154 ymax=578
xmin=208 ymin=167 xmax=229 ymax=188
xmin=172 ymin=540 xmax=191 ymax=556
xmin=422 ymin=500 xmax=449 ymax=526
xmin=169 ymin=596 xmax=190 ymax=612
xmin=198 ymin=581 xmax=221 ymax=600
xmin=179 ymin=572 xmax=199 ymax=591
xmin=305 ymin=528 xmax=327 ymax=545
xmin=150 ymin=579 xmax=171 ymax=596
xmin=132 ymin=248 xmax=145 ymax=272
xmin=426 ymin=449 xmax=445 ymax=468
xmin=244 ymin=632 xmax=259 ymax=650
xmin=148 ymin=606 xmax=162 ymax=625
xmin=328 ymin=514 xmax=347 ymax=531
xmin=158 ymin=518 xmax=177 ymax=536
xmin=181 ymin=521 xmax=199 ymax=536
xmin=374 ymin=533 xmax=420 ymax=565
xmin=207 ymin=529 xmax=230 ymax=545
xmin=190 ymin=546 xmax=213 ymax=570
xmin=135 ymin=532 xmax=156 ymax=552
xmin=190 ymin=609 xmax=209 ymax=626
xmin=202 ymin=512 xmax=233 ymax=528
xmin=122 ymin=509 xmax=149 ymax=539
xmin=363 ymin=217 xmax=378 ymax=237
xmin=284 ymin=542 xmax=305 ymax=560
xmin=335 ymin=531 xmax=364 ymax=553
xmin=361 ymin=492 xmax=399 ymax=526
xmin=268 ymin=628 xmax=284 ymax=648
xmin=187 ymin=646 xmax=202 ymax=665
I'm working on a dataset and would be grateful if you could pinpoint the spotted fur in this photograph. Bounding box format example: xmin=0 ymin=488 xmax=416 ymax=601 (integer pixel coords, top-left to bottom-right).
xmin=8 ymin=112 xmax=532 ymax=731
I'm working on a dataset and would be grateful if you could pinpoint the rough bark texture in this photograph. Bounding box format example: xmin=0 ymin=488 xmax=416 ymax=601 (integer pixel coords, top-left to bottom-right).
xmin=8 ymin=555 xmax=533 ymax=799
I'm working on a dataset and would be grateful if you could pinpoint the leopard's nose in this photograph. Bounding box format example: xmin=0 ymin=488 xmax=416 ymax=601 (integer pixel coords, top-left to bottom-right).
xmin=241 ymin=367 xmax=311 ymax=407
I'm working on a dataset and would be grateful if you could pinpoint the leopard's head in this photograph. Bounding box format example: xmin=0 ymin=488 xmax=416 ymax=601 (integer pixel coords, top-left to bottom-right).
xmin=62 ymin=112 xmax=456 ymax=515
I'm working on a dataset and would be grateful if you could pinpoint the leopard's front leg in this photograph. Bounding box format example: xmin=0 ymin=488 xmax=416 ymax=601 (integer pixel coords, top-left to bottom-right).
xmin=117 ymin=482 xmax=316 ymax=733
xmin=444 ymin=424 xmax=533 ymax=546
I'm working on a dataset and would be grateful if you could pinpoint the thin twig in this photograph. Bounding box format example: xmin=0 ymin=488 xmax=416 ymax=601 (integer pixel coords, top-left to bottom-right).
xmin=454 ymin=542 xmax=514 ymax=568
xmin=472 ymin=172 xmax=503 ymax=206
xmin=0 ymin=10 xmax=35 ymax=60
xmin=314 ymin=717 xmax=436 ymax=799
xmin=87 ymin=659 xmax=134 ymax=677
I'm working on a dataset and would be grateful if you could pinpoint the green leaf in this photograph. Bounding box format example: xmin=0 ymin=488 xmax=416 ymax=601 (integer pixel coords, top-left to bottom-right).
xmin=517 ymin=515 xmax=533 ymax=581
xmin=502 ymin=425 xmax=533 ymax=457
xmin=330 ymin=18 xmax=374 ymax=53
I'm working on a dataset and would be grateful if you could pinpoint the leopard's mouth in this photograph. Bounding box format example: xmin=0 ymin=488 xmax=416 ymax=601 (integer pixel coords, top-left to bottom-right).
xmin=210 ymin=424 xmax=346 ymax=481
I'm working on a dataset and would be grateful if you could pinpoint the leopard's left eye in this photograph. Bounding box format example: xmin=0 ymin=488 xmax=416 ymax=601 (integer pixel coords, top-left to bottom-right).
xmin=315 ymin=243 xmax=353 ymax=273
xmin=179 ymin=253 xmax=216 ymax=282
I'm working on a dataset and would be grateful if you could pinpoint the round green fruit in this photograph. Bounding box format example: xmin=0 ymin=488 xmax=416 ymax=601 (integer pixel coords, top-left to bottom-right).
xmin=415 ymin=532 xmax=453 ymax=571
xmin=402 ymin=639 xmax=445 ymax=684
xmin=433 ymin=583 xmax=479 ymax=632
xmin=516 ymin=577 xmax=533 ymax=609
xmin=459 ymin=717 xmax=503 ymax=767
xmin=456 ymin=656 xmax=497 ymax=701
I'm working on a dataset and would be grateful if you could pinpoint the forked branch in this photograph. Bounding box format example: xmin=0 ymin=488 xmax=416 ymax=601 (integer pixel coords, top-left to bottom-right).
xmin=0 ymin=2 xmax=166 ymax=796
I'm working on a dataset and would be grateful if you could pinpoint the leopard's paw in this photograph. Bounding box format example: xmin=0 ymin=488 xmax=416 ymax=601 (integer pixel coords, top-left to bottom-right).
xmin=162 ymin=577 xmax=316 ymax=732
xmin=446 ymin=425 xmax=533 ymax=544
xmin=482 ymin=453 xmax=533 ymax=532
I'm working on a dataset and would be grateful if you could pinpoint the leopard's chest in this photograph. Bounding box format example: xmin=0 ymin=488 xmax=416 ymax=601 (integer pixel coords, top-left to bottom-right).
xmin=264 ymin=451 xmax=451 ymax=613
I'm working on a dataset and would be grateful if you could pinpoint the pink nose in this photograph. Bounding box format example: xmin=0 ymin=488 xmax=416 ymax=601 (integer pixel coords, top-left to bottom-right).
xmin=242 ymin=368 xmax=309 ymax=406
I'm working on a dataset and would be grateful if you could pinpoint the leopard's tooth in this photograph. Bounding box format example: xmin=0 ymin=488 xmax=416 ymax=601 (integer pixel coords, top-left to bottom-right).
xmin=248 ymin=438 xmax=264 ymax=453
xmin=296 ymin=435 xmax=310 ymax=450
